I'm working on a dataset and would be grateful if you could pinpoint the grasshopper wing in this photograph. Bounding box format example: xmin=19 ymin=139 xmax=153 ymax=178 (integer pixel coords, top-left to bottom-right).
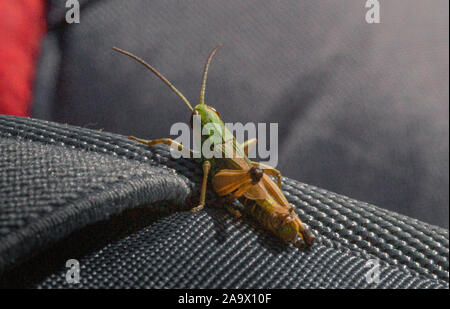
xmin=212 ymin=169 xmax=252 ymax=196
xmin=244 ymin=182 xmax=269 ymax=200
xmin=212 ymin=169 xmax=268 ymax=200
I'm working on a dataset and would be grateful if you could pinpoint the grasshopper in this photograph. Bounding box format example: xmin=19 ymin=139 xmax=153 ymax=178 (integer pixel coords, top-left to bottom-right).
xmin=113 ymin=45 xmax=316 ymax=248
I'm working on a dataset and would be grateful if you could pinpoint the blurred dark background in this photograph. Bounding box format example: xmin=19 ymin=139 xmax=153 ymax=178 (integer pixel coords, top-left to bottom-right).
xmin=2 ymin=0 xmax=448 ymax=228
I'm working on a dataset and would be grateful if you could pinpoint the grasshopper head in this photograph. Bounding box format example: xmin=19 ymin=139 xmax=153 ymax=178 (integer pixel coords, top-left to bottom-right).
xmin=190 ymin=104 xmax=222 ymax=128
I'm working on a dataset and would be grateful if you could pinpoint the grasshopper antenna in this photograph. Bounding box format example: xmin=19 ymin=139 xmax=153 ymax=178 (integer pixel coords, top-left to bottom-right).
xmin=112 ymin=47 xmax=194 ymax=111
xmin=200 ymin=45 xmax=221 ymax=105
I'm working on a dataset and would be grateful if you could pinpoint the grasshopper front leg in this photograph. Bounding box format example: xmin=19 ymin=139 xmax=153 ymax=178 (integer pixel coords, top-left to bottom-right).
xmin=191 ymin=161 xmax=211 ymax=213
xmin=129 ymin=136 xmax=211 ymax=213
xmin=128 ymin=136 xmax=195 ymax=158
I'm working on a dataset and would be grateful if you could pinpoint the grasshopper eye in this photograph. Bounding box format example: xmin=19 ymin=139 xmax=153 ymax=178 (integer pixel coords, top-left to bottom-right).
xmin=190 ymin=109 xmax=199 ymax=128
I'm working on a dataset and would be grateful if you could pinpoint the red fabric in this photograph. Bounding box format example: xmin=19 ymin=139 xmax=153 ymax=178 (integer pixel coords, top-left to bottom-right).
xmin=0 ymin=0 xmax=46 ymax=117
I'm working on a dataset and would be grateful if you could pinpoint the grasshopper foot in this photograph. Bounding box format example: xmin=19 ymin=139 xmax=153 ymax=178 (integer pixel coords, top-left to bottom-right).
xmin=190 ymin=204 xmax=205 ymax=213
xmin=226 ymin=205 xmax=242 ymax=218
xmin=292 ymin=230 xmax=316 ymax=250
xmin=303 ymin=229 xmax=317 ymax=247
xmin=292 ymin=236 xmax=307 ymax=249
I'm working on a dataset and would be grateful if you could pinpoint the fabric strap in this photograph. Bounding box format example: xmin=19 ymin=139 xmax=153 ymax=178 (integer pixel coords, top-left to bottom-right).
xmin=0 ymin=115 xmax=448 ymax=288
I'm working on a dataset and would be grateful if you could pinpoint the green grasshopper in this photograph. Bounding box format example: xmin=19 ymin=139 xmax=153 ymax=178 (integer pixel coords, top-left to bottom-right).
xmin=113 ymin=45 xmax=316 ymax=248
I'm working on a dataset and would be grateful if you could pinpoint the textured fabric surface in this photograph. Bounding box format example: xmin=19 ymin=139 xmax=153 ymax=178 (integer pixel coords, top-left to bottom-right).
xmin=0 ymin=115 xmax=448 ymax=288
xmin=32 ymin=0 xmax=449 ymax=229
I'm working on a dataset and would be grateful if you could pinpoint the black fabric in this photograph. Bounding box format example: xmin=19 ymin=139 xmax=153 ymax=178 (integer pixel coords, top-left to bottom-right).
xmin=32 ymin=0 xmax=449 ymax=230
xmin=0 ymin=115 xmax=448 ymax=288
